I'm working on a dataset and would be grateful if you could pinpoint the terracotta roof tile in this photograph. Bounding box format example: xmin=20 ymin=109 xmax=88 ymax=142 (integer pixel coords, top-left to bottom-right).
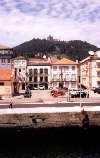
xmin=28 ymin=58 xmax=50 ymax=63
xmin=52 ymin=58 xmax=78 ymax=65
xmin=0 ymin=69 xmax=14 ymax=81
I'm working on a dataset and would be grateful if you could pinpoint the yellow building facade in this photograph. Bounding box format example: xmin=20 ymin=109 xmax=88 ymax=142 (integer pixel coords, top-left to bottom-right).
xmin=0 ymin=69 xmax=19 ymax=97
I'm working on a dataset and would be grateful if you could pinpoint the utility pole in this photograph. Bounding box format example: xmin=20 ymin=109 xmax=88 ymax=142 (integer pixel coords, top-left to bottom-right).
xmin=60 ymin=67 xmax=63 ymax=88
xmin=79 ymin=62 xmax=82 ymax=108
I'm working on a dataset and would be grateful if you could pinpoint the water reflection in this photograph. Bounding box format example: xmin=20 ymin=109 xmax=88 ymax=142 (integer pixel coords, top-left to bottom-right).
xmin=0 ymin=127 xmax=100 ymax=158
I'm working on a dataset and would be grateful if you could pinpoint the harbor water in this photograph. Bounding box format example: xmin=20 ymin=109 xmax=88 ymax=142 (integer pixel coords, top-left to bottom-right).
xmin=0 ymin=127 xmax=100 ymax=158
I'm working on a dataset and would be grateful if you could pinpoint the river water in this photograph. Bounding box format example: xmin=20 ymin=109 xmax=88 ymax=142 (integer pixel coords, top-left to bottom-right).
xmin=0 ymin=127 xmax=100 ymax=158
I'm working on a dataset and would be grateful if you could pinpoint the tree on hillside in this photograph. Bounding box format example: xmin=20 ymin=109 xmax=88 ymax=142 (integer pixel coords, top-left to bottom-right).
xmin=13 ymin=38 xmax=99 ymax=61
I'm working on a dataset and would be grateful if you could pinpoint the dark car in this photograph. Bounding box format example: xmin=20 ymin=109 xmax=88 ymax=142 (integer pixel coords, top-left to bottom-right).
xmin=24 ymin=89 xmax=31 ymax=98
xmin=94 ymin=88 xmax=100 ymax=93
xmin=26 ymin=83 xmax=34 ymax=90
xmin=76 ymin=91 xmax=87 ymax=98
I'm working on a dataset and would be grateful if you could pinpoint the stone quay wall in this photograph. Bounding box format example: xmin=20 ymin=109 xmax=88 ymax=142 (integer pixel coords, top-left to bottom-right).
xmin=0 ymin=111 xmax=100 ymax=129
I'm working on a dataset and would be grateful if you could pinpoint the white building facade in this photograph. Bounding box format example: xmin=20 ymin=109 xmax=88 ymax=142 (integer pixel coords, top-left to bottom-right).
xmin=51 ymin=58 xmax=78 ymax=90
xmin=26 ymin=59 xmax=51 ymax=89
xmin=13 ymin=56 xmax=27 ymax=89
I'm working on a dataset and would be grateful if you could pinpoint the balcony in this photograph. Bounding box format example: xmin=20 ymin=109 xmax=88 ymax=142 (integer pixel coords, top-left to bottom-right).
xmin=39 ymin=73 xmax=48 ymax=76
xmin=52 ymin=78 xmax=77 ymax=82
xmin=64 ymin=78 xmax=76 ymax=81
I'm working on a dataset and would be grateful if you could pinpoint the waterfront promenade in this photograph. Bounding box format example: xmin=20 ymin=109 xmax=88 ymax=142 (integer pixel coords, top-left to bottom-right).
xmin=0 ymin=89 xmax=100 ymax=104
xmin=0 ymin=90 xmax=99 ymax=129
xmin=0 ymin=90 xmax=99 ymax=114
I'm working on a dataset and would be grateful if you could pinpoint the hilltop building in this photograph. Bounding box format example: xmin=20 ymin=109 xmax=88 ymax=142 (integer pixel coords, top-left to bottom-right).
xmin=47 ymin=35 xmax=58 ymax=42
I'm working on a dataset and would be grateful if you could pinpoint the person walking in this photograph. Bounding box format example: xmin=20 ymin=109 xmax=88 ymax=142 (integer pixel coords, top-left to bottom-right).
xmin=87 ymin=91 xmax=89 ymax=98
xmin=9 ymin=98 xmax=13 ymax=109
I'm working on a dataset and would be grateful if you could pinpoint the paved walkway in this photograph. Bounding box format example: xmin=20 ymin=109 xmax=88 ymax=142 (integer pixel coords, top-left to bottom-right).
xmin=0 ymin=106 xmax=100 ymax=114
xmin=0 ymin=90 xmax=100 ymax=104
xmin=0 ymin=90 xmax=99 ymax=114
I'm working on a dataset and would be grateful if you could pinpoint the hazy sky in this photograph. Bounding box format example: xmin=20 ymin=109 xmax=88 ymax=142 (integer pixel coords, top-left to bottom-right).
xmin=0 ymin=0 xmax=100 ymax=47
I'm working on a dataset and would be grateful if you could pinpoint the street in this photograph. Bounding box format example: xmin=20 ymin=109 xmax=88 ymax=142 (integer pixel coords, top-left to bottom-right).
xmin=0 ymin=102 xmax=100 ymax=109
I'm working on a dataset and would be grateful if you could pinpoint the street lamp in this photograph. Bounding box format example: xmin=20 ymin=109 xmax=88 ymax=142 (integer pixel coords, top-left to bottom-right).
xmin=79 ymin=63 xmax=82 ymax=107
xmin=59 ymin=67 xmax=63 ymax=88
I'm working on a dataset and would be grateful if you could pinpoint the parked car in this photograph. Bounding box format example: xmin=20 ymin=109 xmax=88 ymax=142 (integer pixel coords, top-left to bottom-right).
xmin=26 ymin=83 xmax=34 ymax=90
xmin=70 ymin=89 xmax=87 ymax=98
xmin=51 ymin=89 xmax=65 ymax=97
xmin=49 ymin=87 xmax=53 ymax=90
xmin=39 ymin=85 xmax=44 ymax=90
xmin=24 ymin=89 xmax=31 ymax=98
xmin=34 ymin=87 xmax=39 ymax=90
xmin=94 ymin=87 xmax=100 ymax=93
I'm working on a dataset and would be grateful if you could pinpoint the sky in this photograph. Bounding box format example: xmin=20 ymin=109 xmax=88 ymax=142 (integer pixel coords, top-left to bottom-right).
xmin=0 ymin=0 xmax=100 ymax=48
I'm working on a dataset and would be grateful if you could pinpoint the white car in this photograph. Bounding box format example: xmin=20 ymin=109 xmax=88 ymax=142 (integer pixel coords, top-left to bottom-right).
xmin=34 ymin=87 xmax=39 ymax=90
xmin=39 ymin=85 xmax=44 ymax=90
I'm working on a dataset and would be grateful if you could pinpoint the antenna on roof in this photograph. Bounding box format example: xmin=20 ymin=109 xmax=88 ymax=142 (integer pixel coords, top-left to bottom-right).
xmin=43 ymin=55 xmax=46 ymax=59
xmin=88 ymin=51 xmax=94 ymax=55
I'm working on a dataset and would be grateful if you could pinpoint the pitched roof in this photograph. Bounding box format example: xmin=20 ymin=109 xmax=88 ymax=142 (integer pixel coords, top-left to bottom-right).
xmin=14 ymin=56 xmax=25 ymax=60
xmin=0 ymin=69 xmax=14 ymax=81
xmin=52 ymin=58 xmax=78 ymax=65
xmin=28 ymin=58 xmax=50 ymax=64
xmin=0 ymin=44 xmax=11 ymax=49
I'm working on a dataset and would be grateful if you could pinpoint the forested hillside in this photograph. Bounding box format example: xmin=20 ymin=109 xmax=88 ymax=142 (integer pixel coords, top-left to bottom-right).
xmin=13 ymin=38 xmax=99 ymax=61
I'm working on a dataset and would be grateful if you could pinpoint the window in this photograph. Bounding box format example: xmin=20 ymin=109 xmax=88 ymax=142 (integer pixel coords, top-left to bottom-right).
xmin=53 ymin=82 xmax=57 ymax=87
xmin=0 ymin=82 xmax=4 ymax=86
xmin=40 ymin=68 xmax=43 ymax=74
xmin=97 ymin=72 xmax=100 ymax=76
xmin=65 ymin=74 xmax=69 ymax=80
xmin=1 ymin=58 xmax=5 ymax=64
xmin=44 ymin=69 xmax=48 ymax=74
xmin=34 ymin=69 xmax=38 ymax=74
xmin=65 ymin=66 xmax=69 ymax=71
xmin=53 ymin=74 xmax=57 ymax=80
xmin=72 ymin=66 xmax=75 ymax=70
xmin=65 ymin=82 xmax=69 ymax=88
xmin=29 ymin=69 xmax=32 ymax=74
xmin=34 ymin=77 xmax=37 ymax=82
xmin=14 ymin=60 xmax=18 ymax=65
xmin=97 ymin=81 xmax=100 ymax=87
xmin=22 ymin=60 xmax=25 ymax=64
xmin=7 ymin=58 xmax=11 ymax=63
xmin=29 ymin=77 xmax=32 ymax=82
xmin=63 ymin=66 xmax=66 ymax=72
xmin=71 ymin=74 xmax=76 ymax=81
xmin=19 ymin=60 xmax=21 ymax=64
xmin=96 ymin=62 xmax=100 ymax=68
xmin=71 ymin=82 xmax=76 ymax=88
xmin=53 ymin=66 xmax=57 ymax=71
xmin=45 ymin=77 xmax=48 ymax=82
xmin=19 ymin=68 xmax=21 ymax=72
xmin=59 ymin=66 xmax=63 ymax=71
xmin=40 ymin=77 xmax=43 ymax=82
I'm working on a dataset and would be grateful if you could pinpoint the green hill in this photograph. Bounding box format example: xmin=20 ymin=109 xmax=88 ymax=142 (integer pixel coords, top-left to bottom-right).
xmin=13 ymin=38 xmax=99 ymax=61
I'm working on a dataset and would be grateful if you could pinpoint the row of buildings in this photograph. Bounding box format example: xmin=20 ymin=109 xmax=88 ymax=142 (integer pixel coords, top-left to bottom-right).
xmin=0 ymin=44 xmax=100 ymax=97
